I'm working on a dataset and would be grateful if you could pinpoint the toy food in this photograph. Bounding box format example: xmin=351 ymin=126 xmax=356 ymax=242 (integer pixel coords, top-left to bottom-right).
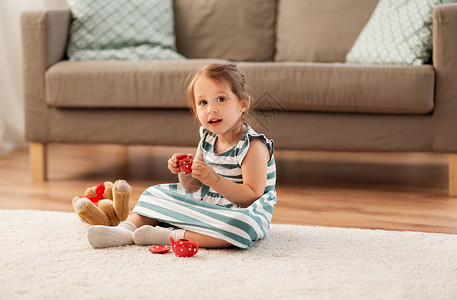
xmin=72 ymin=180 xmax=131 ymax=226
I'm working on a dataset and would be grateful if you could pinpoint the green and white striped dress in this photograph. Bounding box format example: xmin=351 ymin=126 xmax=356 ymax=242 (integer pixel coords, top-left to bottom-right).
xmin=133 ymin=125 xmax=277 ymax=249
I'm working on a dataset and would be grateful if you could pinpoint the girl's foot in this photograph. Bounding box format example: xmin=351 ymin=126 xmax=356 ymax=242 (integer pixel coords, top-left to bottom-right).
xmin=87 ymin=221 xmax=136 ymax=248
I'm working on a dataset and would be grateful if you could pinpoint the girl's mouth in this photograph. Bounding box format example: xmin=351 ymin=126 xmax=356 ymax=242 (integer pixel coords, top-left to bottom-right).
xmin=208 ymin=118 xmax=222 ymax=126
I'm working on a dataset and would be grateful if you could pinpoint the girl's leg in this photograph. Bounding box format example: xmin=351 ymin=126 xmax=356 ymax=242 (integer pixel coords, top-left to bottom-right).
xmin=127 ymin=213 xmax=159 ymax=227
xmin=88 ymin=213 xmax=159 ymax=248
xmin=96 ymin=213 xmax=231 ymax=249
xmin=184 ymin=231 xmax=233 ymax=249
xmin=131 ymin=220 xmax=233 ymax=248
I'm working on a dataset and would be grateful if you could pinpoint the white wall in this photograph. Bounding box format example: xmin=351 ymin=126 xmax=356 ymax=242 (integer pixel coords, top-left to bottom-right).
xmin=0 ymin=0 xmax=69 ymax=156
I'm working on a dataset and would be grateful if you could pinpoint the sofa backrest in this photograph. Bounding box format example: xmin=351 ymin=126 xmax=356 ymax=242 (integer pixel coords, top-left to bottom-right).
xmin=275 ymin=0 xmax=379 ymax=63
xmin=173 ymin=0 xmax=276 ymax=62
xmin=174 ymin=0 xmax=380 ymax=63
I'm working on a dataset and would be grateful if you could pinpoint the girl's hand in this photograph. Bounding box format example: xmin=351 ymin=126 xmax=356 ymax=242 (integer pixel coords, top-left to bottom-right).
xmin=191 ymin=161 xmax=219 ymax=186
xmin=168 ymin=153 xmax=194 ymax=174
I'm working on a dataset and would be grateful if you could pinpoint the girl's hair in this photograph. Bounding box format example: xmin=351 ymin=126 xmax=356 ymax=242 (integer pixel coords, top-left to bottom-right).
xmin=186 ymin=62 xmax=251 ymax=115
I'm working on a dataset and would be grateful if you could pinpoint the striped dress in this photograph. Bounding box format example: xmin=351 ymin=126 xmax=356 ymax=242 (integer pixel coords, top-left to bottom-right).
xmin=133 ymin=125 xmax=277 ymax=249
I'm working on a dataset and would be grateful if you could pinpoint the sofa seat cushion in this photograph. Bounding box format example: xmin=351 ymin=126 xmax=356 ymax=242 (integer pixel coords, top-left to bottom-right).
xmin=239 ymin=62 xmax=435 ymax=114
xmin=46 ymin=60 xmax=435 ymax=115
xmin=45 ymin=59 xmax=227 ymax=109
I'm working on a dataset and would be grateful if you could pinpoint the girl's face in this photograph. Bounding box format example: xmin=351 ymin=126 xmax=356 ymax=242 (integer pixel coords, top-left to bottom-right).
xmin=194 ymin=76 xmax=247 ymax=136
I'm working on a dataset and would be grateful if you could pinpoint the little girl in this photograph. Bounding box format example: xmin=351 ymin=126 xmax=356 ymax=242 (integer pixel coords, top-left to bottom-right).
xmin=88 ymin=62 xmax=277 ymax=249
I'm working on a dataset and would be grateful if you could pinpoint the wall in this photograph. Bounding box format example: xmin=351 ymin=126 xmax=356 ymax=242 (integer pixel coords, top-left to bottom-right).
xmin=0 ymin=0 xmax=68 ymax=156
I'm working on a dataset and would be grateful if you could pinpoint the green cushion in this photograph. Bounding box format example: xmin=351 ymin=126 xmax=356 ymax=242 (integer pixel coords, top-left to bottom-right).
xmin=346 ymin=0 xmax=454 ymax=65
xmin=66 ymin=0 xmax=184 ymax=61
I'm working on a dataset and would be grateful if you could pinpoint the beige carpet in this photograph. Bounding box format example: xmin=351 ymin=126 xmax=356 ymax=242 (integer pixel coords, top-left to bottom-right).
xmin=1 ymin=209 xmax=456 ymax=299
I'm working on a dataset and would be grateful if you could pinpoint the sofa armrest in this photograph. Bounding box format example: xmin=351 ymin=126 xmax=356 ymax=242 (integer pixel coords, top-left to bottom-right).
xmin=433 ymin=4 xmax=457 ymax=70
xmin=21 ymin=10 xmax=70 ymax=69
xmin=20 ymin=10 xmax=71 ymax=142
xmin=432 ymin=3 xmax=457 ymax=152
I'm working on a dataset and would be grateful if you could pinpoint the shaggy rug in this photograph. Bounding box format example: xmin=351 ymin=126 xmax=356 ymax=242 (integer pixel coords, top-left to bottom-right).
xmin=1 ymin=209 xmax=456 ymax=299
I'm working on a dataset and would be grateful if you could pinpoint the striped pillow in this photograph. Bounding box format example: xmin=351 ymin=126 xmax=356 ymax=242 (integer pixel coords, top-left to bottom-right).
xmin=346 ymin=0 xmax=454 ymax=65
xmin=66 ymin=0 xmax=184 ymax=61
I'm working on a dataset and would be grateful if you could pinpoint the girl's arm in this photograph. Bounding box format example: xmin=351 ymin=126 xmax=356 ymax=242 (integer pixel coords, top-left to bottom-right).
xmin=191 ymin=138 xmax=270 ymax=208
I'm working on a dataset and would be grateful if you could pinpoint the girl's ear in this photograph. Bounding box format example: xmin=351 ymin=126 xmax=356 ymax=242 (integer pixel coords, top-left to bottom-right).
xmin=241 ymin=96 xmax=250 ymax=112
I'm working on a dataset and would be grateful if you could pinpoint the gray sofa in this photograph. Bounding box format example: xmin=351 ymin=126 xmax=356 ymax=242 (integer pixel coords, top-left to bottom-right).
xmin=21 ymin=0 xmax=457 ymax=195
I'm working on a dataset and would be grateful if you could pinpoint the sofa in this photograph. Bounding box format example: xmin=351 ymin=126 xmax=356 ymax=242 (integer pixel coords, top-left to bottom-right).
xmin=21 ymin=0 xmax=457 ymax=196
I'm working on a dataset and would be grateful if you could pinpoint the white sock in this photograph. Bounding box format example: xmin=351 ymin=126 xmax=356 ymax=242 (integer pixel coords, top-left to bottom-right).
xmin=133 ymin=225 xmax=186 ymax=245
xmin=88 ymin=221 xmax=137 ymax=248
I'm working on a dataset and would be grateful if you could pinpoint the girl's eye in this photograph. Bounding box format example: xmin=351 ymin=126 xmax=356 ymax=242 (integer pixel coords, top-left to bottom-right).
xmin=217 ymin=97 xmax=226 ymax=103
xmin=198 ymin=100 xmax=207 ymax=106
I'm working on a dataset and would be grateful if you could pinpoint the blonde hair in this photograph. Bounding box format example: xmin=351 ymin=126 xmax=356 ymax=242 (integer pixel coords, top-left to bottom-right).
xmin=186 ymin=62 xmax=251 ymax=116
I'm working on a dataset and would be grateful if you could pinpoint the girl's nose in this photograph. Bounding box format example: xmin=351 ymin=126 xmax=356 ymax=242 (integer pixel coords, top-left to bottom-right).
xmin=208 ymin=104 xmax=217 ymax=114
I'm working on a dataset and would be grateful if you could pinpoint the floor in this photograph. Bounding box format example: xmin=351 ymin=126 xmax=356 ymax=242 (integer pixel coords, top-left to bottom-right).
xmin=1 ymin=144 xmax=457 ymax=234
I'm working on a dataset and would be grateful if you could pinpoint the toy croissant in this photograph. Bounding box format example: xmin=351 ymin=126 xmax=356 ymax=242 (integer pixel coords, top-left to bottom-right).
xmin=72 ymin=180 xmax=131 ymax=226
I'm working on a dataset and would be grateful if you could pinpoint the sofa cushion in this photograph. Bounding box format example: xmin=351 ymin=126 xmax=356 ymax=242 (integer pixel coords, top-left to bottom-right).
xmin=46 ymin=60 xmax=435 ymax=115
xmin=238 ymin=62 xmax=435 ymax=115
xmin=66 ymin=0 xmax=183 ymax=60
xmin=45 ymin=59 xmax=227 ymax=109
xmin=275 ymin=0 xmax=379 ymax=62
xmin=346 ymin=0 xmax=454 ymax=65
xmin=173 ymin=0 xmax=276 ymax=61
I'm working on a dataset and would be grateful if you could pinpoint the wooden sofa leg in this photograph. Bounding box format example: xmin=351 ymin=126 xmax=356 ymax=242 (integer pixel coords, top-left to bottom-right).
xmin=29 ymin=142 xmax=48 ymax=182
xmin=450 ymin=154 xmax=457 ymax=197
